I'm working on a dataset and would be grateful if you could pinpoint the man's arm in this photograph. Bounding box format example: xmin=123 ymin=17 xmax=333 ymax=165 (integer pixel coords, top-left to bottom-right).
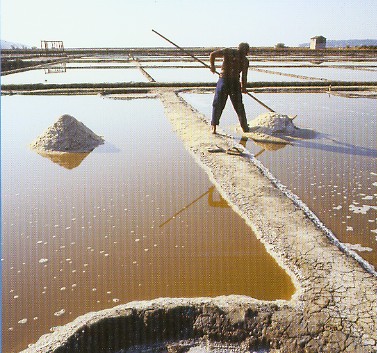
xmin=241 ymin=57 xmax=249 ymax=92
xmin=209 ymin=49 xmax=224 ymax=73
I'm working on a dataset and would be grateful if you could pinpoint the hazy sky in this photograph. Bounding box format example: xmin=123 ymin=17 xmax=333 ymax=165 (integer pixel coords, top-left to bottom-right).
xmin=1 ymin=0 xmax=376 ymax=48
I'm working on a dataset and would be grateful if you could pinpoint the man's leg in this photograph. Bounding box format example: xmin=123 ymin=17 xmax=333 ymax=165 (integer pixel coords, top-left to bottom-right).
xmin=229 ymin=82 xmax=249 ymax=132
xmin=211 ymin=78 xmax=228 ymax=132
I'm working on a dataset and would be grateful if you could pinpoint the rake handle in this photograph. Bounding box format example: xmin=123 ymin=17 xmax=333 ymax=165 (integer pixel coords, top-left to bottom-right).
xmin=152 ymin=29 xmax=275 ymax=113
xmin=152 ymin=29 xmax=217 ymax=73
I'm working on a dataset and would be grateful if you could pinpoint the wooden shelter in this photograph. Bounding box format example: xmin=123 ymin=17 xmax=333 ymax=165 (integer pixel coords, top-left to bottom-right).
xmin=41 ymin=40 xmax=64 ymax=51
xmin=310 ymin=36 xmax=326 ymax=49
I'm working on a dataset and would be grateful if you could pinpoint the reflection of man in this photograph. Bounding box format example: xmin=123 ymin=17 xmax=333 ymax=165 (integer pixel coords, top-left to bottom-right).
xmin=208 ymin=186 xmax=229 ymax=208
xmin=210 ymin=42 xmax=250 ymax=134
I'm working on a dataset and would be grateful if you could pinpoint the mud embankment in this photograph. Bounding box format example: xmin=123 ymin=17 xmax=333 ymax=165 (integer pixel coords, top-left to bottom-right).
xmin=22 ymin=89 xmax=377 ymax=353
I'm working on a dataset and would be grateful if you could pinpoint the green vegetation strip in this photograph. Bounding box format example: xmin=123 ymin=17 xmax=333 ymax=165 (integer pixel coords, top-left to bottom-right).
xmin=2 ymin=81 xmax=376 ymax=95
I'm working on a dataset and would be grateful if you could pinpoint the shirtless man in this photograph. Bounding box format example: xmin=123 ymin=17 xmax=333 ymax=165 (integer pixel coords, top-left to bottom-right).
xmin=210 ymin=42 xmax=250 ymax=134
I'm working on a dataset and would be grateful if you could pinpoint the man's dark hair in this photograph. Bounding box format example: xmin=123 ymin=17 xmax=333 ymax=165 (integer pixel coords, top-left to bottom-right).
xmin=238 ymin=42 xmax=250 ymax=54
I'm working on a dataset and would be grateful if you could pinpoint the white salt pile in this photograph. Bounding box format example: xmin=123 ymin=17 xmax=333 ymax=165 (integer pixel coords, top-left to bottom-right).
xmin=249 ymin=112 xmax=297 ymax=135
xmin=30 ymin=114 xmax=104 ymax=152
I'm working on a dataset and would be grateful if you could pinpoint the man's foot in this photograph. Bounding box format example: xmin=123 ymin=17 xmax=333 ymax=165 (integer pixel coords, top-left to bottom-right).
xmin=211 ymin=125 xmax=217 ymax=134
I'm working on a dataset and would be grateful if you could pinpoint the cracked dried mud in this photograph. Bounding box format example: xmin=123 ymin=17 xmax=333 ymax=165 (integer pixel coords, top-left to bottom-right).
xmin=22 ymin=89 xmax=377 ymax=353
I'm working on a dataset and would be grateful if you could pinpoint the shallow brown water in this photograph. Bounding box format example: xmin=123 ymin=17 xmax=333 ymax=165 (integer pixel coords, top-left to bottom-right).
xmin=182 ymin=92 xmax=377 ymax=269
xmin=1 ymin=96 xmax=295 ymax=353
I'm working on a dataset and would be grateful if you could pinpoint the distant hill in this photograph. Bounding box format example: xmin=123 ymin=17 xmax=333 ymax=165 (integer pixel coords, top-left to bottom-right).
xmin=1 ymin=40 xmax=31 ymax=49
xmin=299 ymin=39 xmax=377 ymax=48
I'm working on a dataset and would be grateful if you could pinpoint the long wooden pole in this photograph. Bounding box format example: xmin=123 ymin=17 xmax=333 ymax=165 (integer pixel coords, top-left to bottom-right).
xmin=152 ymin=29 xmax=275 ymax=113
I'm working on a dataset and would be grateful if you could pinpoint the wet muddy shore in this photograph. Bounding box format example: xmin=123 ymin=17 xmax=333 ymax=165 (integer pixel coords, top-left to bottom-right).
xmin=21 ymin=89 xmax=377 ymax=353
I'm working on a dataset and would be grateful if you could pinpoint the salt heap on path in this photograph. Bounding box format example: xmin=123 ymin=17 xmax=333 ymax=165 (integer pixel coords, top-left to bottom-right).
xmin=30 ymin=114 xmax=104 ymax=152
xmin=249 ymin=112 xmax=297 ymax=135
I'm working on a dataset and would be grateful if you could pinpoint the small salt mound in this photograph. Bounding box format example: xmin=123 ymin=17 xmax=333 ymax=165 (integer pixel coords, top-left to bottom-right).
xmin=30 ymin=114 xmax=104 ymax=152
xmin=249 ymin=112 xmax=297 ymax=135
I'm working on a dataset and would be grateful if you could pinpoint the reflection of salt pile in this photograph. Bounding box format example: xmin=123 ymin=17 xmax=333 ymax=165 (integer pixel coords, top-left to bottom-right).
xmin=249 ymin=112 xmax=297 ymax=135
xmin=36 ymin=151 xmax=90 ymax=169
xmin=30 ymin=114 xmax=104 ymax=152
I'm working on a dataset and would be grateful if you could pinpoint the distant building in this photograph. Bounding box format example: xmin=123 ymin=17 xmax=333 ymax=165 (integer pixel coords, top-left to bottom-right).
xmin=41 ymin=40 xmax=64 ymax=51
xmin=310 ymin=36 xmax=326 ymax=49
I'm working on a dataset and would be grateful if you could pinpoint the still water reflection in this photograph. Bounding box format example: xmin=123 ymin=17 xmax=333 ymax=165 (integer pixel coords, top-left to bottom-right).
xmin=0 ymin=67 xmax=148 ymax=85
xmin=36 ymin=151 xmax=91 ymax=169
xmin=182 ymin=92 xmax=377 ymax=269
xmin=2 ymin=96 xmax=294 ymax=353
